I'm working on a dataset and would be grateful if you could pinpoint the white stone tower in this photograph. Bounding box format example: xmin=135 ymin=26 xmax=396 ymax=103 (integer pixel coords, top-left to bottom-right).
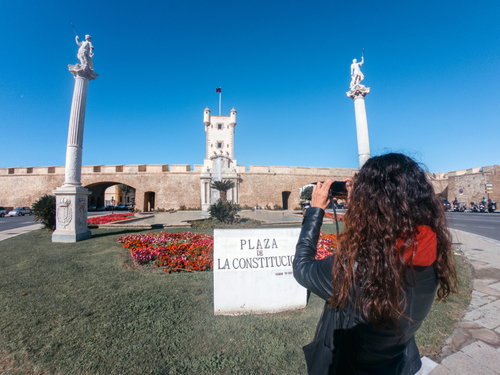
xmin=203 ymin=106 xmax=237 ymax=159
xmin=200 ymin=107 xmax=240 ymax=211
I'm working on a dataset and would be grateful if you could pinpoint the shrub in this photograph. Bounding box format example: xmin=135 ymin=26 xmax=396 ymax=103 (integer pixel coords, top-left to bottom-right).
xmin=179 ymin=205 xmax=187 ymax=211
xmin=209 ymin=199 xmax=241 ymax=223
xmin=31 ymin=194 xmax=56 ymax=232
xmin=190 ymin=218 xmax=262 ymax=229
xmin=273 ymin=204 xmax=283 ymax=210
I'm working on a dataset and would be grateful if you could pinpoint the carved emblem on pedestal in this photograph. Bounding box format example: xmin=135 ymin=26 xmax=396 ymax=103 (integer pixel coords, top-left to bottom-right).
xmin=77 ymin=197 xmax=87 ymax=227
xmin=57 ymin=198 xmax=73 ymax=229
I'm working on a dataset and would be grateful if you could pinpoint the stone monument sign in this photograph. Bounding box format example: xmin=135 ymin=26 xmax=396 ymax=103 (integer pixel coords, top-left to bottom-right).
xmin=213 ymin=227 xmax=307 ymax=315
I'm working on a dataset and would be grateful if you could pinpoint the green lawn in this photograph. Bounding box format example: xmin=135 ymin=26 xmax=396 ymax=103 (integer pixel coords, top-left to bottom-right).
xmin=0 ymin=225 xmax=470 ymax=374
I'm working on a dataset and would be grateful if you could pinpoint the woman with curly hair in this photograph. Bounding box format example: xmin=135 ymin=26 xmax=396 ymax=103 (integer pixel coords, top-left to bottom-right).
xmin=293 ymin=153 xmax=457 ymax=375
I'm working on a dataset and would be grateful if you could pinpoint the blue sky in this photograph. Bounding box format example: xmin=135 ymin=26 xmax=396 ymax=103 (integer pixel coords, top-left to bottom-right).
xmin=1 ymin=0 xmax=499 ymax=173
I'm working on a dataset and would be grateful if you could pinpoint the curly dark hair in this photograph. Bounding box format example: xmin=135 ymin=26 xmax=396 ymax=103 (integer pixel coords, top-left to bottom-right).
xmin=330 ymin=153 xmax=457 ymax=326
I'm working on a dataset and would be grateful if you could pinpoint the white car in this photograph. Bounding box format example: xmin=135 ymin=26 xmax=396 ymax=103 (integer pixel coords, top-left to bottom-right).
xmin=7 ymin=207 xmax=31 ymax=216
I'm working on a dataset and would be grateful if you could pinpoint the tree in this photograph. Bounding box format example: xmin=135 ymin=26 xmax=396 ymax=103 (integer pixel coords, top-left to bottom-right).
xmin=31 ymin=194 xmax=56 ymax=232
xmin=117 ymin=184 xmax=136 ymax=205
xmin=210 ymin=180 xmax=235 ymax=203
xmin=300 ymin=186 xmax=314 ymax=201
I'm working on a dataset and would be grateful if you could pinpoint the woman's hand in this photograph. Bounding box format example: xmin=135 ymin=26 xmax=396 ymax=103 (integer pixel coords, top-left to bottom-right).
xmin=311 ymin=178 xmax=354 ymax=210
xmin=311 ymin=179 xmax=334 ymax=210
xmin=345 ymin=178 xmax=353 ymax=201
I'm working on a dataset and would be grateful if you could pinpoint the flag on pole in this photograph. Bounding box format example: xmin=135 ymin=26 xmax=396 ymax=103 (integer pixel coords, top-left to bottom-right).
xmin=216 ymin=88 xmax=221 ymax=93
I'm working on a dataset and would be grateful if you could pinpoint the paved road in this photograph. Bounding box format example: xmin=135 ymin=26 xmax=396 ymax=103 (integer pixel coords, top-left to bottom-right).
xmin=0 ymin=211 xmax=111 ymax=233
xmin=1 ymin=211 xmax=500 ymax=242
xmin=0 ymin=214 xmax=38 ymax=232
xmin=446 ymin=211 xmax=500 ymax=241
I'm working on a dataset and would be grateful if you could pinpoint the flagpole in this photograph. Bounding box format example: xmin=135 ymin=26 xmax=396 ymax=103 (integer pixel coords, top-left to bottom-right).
xmin=219 ymin=89 xmax=221 ymax=116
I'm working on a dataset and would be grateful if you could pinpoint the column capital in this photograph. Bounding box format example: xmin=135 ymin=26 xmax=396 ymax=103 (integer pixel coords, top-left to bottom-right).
xmin=68 ymin=64 xmax=98 ymax=80
xmin=346 ymin=84 xmax=370 ymax=99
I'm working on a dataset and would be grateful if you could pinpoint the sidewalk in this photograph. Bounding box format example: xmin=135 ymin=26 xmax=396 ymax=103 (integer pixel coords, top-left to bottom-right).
xmin=426 ymin=229 xmax=500 ymax=375
xmin=0 ymin=223 xmax=42 ymax=241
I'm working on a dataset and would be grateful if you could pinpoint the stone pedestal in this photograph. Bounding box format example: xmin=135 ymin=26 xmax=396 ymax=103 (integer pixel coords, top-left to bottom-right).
xmin=52 ymin=64 xmax=97 ymax=243
xmin=347 ymin=84 xmax=371 ymax=168
xmin=52 ymin=186 xmax=91 ymax=242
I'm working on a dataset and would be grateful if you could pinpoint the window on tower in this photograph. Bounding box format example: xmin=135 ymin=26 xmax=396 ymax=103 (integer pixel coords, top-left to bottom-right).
xmin=217 ymin=143 xmax=222 ymax=148
xmin=218 ymin=124 xmax=222 ymax=129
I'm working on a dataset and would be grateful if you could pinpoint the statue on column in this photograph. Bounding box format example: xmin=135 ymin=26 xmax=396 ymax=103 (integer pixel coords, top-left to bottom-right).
xmin=75 ymin=35 xmax=94 ymax=70
xmin=350 ymin=56 xmax=364 ymax=88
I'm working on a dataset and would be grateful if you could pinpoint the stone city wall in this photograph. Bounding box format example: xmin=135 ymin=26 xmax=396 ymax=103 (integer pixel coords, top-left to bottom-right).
xmin=1 ymin=164 xmax=499 ymax=211
xmin=446 ymin=165 xmax=500 ymax=204
xmin=0 ymin=164 xmax=357 ymax=211
xmin=239 ymin=166 xmax=356 ymax=209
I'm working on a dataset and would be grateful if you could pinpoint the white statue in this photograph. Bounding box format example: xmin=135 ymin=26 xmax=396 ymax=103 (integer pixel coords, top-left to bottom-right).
xmin=350 ymin=56 xmax=364 ymax=88
xmin=75 ymin=35 xmax=94 ymax=70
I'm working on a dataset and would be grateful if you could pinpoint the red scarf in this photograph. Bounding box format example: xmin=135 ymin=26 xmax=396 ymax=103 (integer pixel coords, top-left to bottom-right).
xmin=397 ymin=225 xmax=437 ymax=267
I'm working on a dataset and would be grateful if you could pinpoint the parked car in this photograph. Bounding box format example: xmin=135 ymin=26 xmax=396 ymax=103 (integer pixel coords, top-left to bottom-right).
xmin=115 ymin=204 xmax=127 ymax=210
xmin=105 ymin=205 xmax=115 ymax=211
xmin=7 ymin=207 xmax=31 ymax=216
xmin=442 ymin=200 xmax=451 ymax=211
xmin=96 ymin=206 xmax=106 ymax=211
xmin=88 ymin=205 xmax=96 ymax=212
xmin=0 ymin=206 xmax=6 ymax=217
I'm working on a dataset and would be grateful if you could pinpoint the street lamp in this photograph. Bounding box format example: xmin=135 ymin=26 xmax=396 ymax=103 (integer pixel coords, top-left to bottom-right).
xmin=111 ymin=196 xmax=115 ymax=214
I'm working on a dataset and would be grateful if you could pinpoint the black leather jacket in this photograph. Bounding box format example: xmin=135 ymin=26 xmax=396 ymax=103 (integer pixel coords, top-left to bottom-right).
xmin=293 ymin=207 xmax=438 ymax=375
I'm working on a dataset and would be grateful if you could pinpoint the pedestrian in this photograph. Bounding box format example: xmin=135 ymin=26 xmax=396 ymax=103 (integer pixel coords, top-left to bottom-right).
xmin=293 ymin=153 xmax=457 ymax=375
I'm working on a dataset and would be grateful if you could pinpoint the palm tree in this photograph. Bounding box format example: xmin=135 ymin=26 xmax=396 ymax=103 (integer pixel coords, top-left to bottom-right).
xmin=31 ymin=194 xmax=56 ymax=232
xmin=210 ymin=180 xmax=235 ymax=203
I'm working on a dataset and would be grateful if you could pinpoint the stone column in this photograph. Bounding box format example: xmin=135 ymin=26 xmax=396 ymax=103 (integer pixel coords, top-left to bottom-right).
xmin=347 ymin=84 xmax=371 ymax=168
xmin=52 ymin=65 xmax=98 ymax=243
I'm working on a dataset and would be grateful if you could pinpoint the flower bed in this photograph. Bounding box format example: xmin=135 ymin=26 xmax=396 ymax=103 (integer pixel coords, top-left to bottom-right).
xmin=117 ymin=232 xmax=213 ymax=273
xmin=324 ymin=212 xmax=344 ymax=221
xmin=87 ymin=213 xmax=135 ymax=225
xmin=117 ymin=230 xmax=337 ymax=272
xmin=316 ymin=232 xmax=339 ymax=260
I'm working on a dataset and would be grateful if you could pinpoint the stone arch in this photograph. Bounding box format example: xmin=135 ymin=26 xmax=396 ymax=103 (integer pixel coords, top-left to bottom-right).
xmin=84 ymin=181 xmax=136 ymax=209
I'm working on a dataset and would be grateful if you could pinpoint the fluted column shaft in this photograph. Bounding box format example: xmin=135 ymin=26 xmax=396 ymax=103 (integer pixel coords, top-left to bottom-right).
xmin=64 ymin=75 xmax=89 ymax=186
xmin=347 ymin=85 xmax=371 ymax=168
